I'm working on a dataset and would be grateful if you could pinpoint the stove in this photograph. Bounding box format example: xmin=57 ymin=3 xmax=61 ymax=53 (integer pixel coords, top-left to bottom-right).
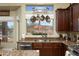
xmin=19 ymin=43 xmax=32 ymax=50
xmin=68 ymin=44 xmax=79 ymax=56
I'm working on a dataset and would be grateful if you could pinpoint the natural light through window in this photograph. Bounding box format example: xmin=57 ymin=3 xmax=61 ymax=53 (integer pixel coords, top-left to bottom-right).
xmin=26 ymin=5 xmax=54 ymax=35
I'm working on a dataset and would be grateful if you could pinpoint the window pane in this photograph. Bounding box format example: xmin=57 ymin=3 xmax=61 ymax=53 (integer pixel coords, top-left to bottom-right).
xmin=7 ymin=21 xmax=14 ymax=39
xmin=26 ymin=5 xmax=54 ymax=35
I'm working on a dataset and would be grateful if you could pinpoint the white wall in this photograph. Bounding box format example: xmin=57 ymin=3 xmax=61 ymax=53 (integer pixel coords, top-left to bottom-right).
xmin=0 ymin=3 xmax=70 ymax=49
xmin=25 ymin=3 xmax=70 ymax=37
xmin=0 ymin=11 xmax=18 ymax=49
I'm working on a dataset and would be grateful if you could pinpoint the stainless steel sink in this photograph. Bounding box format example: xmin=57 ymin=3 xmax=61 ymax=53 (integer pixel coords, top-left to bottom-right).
xmin=34 ymin=39 xmax=50 ymax=43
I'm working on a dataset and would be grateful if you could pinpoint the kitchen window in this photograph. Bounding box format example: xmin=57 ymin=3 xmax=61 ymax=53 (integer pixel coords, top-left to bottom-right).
xmin=0 ymin=17 xmax=14 ymax=42
xmin=26 ymin=5 xmax=54 ymax=35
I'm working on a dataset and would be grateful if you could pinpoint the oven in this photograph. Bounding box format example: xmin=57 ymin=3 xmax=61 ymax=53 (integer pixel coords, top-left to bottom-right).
xmin=19 ymin=43 xmax=32 ymax=50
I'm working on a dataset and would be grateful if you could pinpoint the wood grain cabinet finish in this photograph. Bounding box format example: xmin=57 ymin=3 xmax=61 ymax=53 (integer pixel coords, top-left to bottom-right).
xmin=56 ymin=9 xmax=64 ymax=32
xmin=32 ymin=43 xmax=42 ymax=50
xmin=67 ymin=3 xmax=79 ymax=32
xmin=72 ymin=4 xmax=79 ymax=31
xmin=56 ymin=9 xmax=70 ymax=32
xmin=67 ymin=5 xmax=73 ymax=31
xmin=56 ymin=3 xmax=79 ymax=32
xmin=0 ymin=10 xmax=10 ymax=16
xmin=32 ymin=43 xmax=67 ymax=56
xmin=68 ymin=3 xmax=79 ymax=32
xmin=43 ymin=43 xmax=52 ymax=48
xmin=40 ymin=48 xmax=53 ymax=56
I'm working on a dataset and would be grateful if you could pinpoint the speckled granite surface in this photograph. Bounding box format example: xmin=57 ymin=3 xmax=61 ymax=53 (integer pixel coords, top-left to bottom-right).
xmin=0 ymin=50 xmax=39 ymax=56
xmin=18 ymin=39 xmax=77 ymax=46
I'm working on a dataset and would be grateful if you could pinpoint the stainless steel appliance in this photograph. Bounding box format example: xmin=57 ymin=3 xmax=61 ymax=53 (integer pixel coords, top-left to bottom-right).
xmin=20 ymin=43 xmax=32 ymax=50
xmin=68 ymin=44 xmax=79 ymax=56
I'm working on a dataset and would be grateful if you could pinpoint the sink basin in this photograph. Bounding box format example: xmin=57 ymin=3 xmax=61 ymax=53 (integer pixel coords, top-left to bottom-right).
xmin=35 ymin=40 xmax=50 ymax=43
xmin=38 ymin=40 xmax=44 ymax=42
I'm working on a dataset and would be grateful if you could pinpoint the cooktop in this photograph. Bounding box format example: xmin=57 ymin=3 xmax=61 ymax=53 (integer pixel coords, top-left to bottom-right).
xmin=69 ymin=44 xmax=79 ymax=56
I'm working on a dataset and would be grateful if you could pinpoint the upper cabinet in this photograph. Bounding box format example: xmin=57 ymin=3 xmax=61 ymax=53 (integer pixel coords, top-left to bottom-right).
xmin=56 ymin=3 xmax=79 ymax=32
xmin=72 ymin=4 xmax=79 ymax=31
xmin=67 ymin=4 xmax=73 ymax=32
xmin=56 ymin=9 xmax=70 ymax=32
xmin=0 ymin=10 xmax=10 ymax=16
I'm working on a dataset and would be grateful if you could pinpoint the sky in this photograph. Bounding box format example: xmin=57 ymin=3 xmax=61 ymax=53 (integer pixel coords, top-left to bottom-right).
xmin=7 ymin=21 xmax=14 ymax=29
xmin=26 ymin=5 xmax=54 ymax=11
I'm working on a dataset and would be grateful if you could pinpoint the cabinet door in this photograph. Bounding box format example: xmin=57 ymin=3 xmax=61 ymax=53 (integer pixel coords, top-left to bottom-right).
xmin=54 ymin=47 xmax=62 ymax=56
xmin=61 ymin=43 xmax=67 ymax=56
xmin=56 ymin=10 xmax=64 ymax=31
xmin=56 ymin=9 xmax=69 ymax=32
xmin=32 ymin=43 xmax=42 ymax=50
xmin=43 ymin=43 xmax=52 ymax=48
xmin=68 ymin=6 xmax=73 ymax=31
xmin=52 ymin=43 xmax=62 ymax=56
xmin=64 ymin=10 xmax=70 ymax=31
xmin=40 ymin=48 xmax=52 ymax=56
xmin=73 ymin=4 xmax=79 ymax=31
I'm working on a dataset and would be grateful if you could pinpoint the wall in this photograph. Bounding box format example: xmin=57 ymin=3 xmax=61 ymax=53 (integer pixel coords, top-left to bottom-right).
xmin=9 ymin=5 xmax=26 ymax=48
xmin=11 ymin=3 xmax=70 ymax=38
xmin=1 ymin=11 xmax=18 ymax=49
xmin=25 ymin=3 xmax=70 ymax=37
xmin=0 ymin=3 xmax=70 ymax=49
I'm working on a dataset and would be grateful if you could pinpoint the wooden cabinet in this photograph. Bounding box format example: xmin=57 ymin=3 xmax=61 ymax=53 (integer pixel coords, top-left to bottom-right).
xmin=56 ymin=3 xmax=79 ymax=32
xmin=0 ymin=10 xmax=10 ymax=16
xmin=40 ymin=48 xmax=53 ymax=56
xmin=67 ymin=3 xmax=79 ymax=32
xmin=56 ymin=9 xmax=64 ymax=32
xmin=52 ymin=43 xmax=67 ymax=56
xmin=43 ymin=43 xmax=52 ymax=48
xmin=72 ymin=4 xmax=79 ymax=31
xmin=32 ymin=43 xmax=42 ymax=50
xmin=67 ymin=5 xmax=73 ymax=31
xmin=56 ymin=9 xmax=69 ymax=32
xmin=32 ymin=43 xmax=67 ymax=56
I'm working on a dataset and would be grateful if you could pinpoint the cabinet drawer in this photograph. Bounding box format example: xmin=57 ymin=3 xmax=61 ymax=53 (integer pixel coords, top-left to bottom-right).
xmin=43 ymin=43 xmax=52 ymax=48
xmin=52 ymin=43 xmax=62 ymax=47
xmin=32 ymin=43 xmax=42 ymax=49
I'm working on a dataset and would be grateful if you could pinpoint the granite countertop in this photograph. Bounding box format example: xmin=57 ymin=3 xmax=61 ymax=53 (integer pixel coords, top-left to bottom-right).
xmin=18 ymin=39 xmax=76 ymax=46
xmin=0 ymin=50 xmax=39 ymax=56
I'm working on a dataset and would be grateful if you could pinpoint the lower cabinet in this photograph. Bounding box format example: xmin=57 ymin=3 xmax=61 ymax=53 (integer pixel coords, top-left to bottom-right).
xmin=32 ymin=43 xmax=67 ymax=56
xmin=40 ymin=48 xmax=53 ymax=56
xmin=52 ymin=47 xmax=60 ymax=56
xmin=32 ymin=43 xmax=42 ymax=50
